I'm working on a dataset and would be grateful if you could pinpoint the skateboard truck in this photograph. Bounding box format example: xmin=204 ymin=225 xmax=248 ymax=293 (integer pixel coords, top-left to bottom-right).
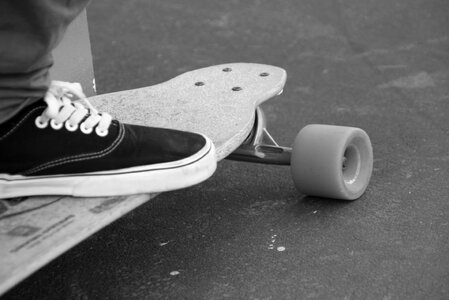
xmin=228 ymin=107 xmax=374 ymax=201
xmin=227 ymin=107 xmax=292 ymax=165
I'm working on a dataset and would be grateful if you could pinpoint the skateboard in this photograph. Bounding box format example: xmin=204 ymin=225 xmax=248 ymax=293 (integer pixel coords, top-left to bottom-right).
xmin=0 ymin=63 xmax=373 ymax=295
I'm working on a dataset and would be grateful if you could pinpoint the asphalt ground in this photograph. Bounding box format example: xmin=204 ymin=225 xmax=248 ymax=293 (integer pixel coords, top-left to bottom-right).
xmin=4 ymin=0 xmax=449 ymax=299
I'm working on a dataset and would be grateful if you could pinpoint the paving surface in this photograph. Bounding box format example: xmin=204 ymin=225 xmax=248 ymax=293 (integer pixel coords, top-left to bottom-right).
xmin=4 ymin=0 xmax=449 ymax=299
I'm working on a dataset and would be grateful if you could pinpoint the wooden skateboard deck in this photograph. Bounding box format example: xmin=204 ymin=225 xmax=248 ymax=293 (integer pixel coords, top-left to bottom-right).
xmin=91 ymin=63 xmax=286 ymax=160
xmin=0 ymin=63 xmax=287 ymax=294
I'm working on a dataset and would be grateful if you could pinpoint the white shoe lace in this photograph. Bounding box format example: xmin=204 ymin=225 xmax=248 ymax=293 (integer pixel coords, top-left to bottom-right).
xmin=35 ymin=81 xmax=112 ymax=137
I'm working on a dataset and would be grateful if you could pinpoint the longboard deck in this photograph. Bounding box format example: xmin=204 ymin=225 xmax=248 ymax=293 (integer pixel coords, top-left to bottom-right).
xmin=91 ymin=63 xmax=286 ymax=159
xmin=0 ymin=63 xmax=286 ymax=294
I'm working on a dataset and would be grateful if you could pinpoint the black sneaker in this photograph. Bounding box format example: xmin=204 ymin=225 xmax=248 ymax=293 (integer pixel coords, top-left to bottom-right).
xmin=0 ymin=81 xmax=216 ymax=198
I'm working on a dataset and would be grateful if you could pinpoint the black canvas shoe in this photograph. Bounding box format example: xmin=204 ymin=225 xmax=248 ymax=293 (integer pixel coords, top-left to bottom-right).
xmin=0 ymin=81 xmax=216 ymax=199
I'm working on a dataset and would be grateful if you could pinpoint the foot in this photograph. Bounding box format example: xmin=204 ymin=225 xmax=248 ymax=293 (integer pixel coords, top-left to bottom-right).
xmin=0 ymin=81 xmax=217 ymax=199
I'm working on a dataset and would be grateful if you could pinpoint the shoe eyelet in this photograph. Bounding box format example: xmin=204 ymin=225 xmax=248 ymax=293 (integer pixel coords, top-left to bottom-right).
xmin=80 ymin=123 xmax=93 ymax=134
xmin=65 ymin=121 xmax=79 ymax=132
xmin=35 ymin=116 xmax=48 ymax=129
xmin=95 ymin=127 xmax=109 ymax=137
xmin=50 ymin=119 xmax=64 ymax=130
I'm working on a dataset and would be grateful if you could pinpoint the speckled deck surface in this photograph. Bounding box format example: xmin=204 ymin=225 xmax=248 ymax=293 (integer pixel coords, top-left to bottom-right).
xmin=90 ymin=63 xmax=286 ymax=160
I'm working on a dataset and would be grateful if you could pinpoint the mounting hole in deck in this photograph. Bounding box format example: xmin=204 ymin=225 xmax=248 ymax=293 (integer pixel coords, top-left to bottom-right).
xmin=260 ymin=72 xmax=270 ymax=77
xmin=195 ymin=82 xmax=205 ymax=86
xmin=232 ymin=87 xmax=242 ymax=91
xmin=222 ymin=68 xmax=232 ymax=72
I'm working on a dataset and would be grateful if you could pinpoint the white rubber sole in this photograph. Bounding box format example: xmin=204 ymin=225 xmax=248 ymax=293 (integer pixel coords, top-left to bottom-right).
xmin=0 ymin=137 xmax=217 ymax=199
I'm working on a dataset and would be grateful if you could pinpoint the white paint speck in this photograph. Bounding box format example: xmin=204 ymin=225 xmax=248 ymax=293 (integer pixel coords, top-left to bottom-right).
xmin=268 ymin=234 xmax=278 ymax=250
xmin=170 ymin=271 xmax=180 ymax=276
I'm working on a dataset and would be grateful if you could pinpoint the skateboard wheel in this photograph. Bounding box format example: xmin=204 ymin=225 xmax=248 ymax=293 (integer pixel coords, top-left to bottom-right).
xmin=291 ymin=125 xmax=373 ymax=200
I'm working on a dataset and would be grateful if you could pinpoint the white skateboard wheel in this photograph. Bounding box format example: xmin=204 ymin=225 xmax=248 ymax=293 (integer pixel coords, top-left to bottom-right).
xmin=291 ymin=125 xmax=373 ymax=200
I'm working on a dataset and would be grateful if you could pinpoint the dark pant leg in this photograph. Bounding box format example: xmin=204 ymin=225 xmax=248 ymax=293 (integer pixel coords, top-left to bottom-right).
xmin=0 ymin=0 xmax=91 ymax=124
